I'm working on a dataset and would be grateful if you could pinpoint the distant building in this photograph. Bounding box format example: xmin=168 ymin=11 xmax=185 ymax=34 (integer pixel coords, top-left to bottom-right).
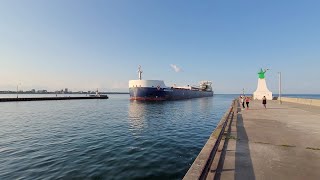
xmin=31 ymin=89 xmax=36 ymax=93
xmin=37 ymin=90 xmax=47 ymax=93
xmin=65 ymin=88 xmax=68 ymax=93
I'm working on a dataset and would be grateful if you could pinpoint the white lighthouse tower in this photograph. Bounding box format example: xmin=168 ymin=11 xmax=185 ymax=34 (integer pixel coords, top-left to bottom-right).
xmin=253 ymin=68 xmax=273 ymax=100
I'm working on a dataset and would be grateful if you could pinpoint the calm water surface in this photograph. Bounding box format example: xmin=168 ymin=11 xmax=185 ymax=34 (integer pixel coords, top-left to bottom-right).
xmin=282 ymin=94 xmax=320 ymax=99
xmin=0 ymin=94 xmax=237 ymax=179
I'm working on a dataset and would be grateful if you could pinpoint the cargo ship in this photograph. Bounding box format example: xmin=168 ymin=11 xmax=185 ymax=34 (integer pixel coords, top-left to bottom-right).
xmin=129 ymin=66 xmax=213 ymax=100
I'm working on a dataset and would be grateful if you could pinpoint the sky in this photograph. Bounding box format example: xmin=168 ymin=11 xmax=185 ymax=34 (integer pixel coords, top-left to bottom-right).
xmin=0 ymin=0 xmax=319 ymax=94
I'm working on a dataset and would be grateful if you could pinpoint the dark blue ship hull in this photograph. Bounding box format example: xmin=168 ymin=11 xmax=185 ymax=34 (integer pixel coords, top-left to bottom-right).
xmin=129 ymin=87 xmax=213 ymax=100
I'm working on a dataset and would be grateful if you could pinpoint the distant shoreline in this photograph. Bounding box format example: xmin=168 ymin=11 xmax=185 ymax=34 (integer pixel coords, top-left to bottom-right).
xmin=0 ymin=93 xmax=319 ymax=99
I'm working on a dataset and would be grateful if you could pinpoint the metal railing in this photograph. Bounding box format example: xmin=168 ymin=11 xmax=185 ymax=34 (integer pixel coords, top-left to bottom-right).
xmin=183 ymin=99 xmax=237 ymax=180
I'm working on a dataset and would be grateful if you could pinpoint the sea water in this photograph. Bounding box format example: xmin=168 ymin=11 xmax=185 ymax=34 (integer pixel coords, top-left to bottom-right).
xmin=0 ymin=94 xmax=241 ymax=179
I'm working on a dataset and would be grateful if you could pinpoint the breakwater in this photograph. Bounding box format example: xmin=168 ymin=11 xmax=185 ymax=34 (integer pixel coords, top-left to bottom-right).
xmin=183 ymin=100 xmax=237 ymax=179
xmin=184 ymin=99 xmax=320 ymax=179
xmin=0 ymin=96 xmax=108 ymax=102
xmin=280 ymin=97 xmax=320 ymax=106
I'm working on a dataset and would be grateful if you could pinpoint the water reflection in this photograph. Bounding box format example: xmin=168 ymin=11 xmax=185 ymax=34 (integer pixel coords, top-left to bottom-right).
xmin=128 ymin=101 xmax=148 ymax=131
xmin=127 ymin=101 xmax=167 ymax=134
xmin=127 ymin=98 xmax=213 ymax=134
xmin=199 ymin=97 xmax=213 ymax=112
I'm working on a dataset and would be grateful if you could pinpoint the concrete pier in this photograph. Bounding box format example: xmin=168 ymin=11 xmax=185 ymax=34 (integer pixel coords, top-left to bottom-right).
xmin=184 ymin=99 xmax=320 ymax=180
xmin=0 ymin=96 xmax=108 ymax=102
xmin=280 ymin=97 xmax=320 ymax=107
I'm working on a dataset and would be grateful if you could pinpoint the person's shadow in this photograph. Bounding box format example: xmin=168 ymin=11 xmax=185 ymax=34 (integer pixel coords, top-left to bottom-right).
xmin=213 ymin=105 xmax=256 ymax=180
xmin=234 ymin=112 xmax=255 ymax=180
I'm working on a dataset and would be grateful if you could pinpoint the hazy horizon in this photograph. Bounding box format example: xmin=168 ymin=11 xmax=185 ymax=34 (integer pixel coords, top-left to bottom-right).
xmin=1 ymin=1 xmax=320 ymax=94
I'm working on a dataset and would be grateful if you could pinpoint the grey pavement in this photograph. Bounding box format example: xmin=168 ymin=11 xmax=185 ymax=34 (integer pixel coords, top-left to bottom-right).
xmin=208 ymin=100 xmax=320 ymax=180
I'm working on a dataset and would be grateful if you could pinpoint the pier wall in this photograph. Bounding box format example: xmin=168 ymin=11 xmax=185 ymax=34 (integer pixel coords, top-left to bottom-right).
xmin=280 ymin=97 xmax=320 ymax=107
xmin=183 ymin=100 xmax=236 ymax=180
xmin=184 ymin=99 xmax=320 ymax=179
xmin=0 ymin=96 xmax=108 ymax=102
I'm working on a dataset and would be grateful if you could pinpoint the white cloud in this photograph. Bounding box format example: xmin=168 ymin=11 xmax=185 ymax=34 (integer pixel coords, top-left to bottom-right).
xmin=170 ymin=64 xmax=182 ymax=72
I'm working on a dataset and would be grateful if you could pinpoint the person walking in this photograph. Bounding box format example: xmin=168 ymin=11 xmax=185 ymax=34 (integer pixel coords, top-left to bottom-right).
xmin=240 ymin=96 xmax=245 ymax=109
xmin=262 ymin=96 xmax=267 ymax=109
xmin=245 ymin=96 xmax=250 ymax=109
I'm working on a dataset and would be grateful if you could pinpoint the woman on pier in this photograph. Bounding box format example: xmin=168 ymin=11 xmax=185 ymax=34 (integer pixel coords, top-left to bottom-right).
xmin=240 ymin=96 xmax=245 ymax=109
xmin=245 ymin=96 xmax=250 ymax=109
xmin=262 ymin=96 xmax=267 ymax=108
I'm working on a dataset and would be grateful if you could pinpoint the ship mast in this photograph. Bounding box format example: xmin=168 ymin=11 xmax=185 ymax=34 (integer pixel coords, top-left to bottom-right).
xmin=138 ymin=65 xmax=143 ymax=80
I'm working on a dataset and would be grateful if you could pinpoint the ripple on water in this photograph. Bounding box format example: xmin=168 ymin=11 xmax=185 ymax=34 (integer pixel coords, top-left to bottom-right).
xmin=0 ymin=94 xmax=236 ymax=179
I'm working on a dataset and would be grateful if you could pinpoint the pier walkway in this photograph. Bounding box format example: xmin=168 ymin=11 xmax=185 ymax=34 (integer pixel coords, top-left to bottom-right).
xmin=209 ymin=100 xmax=320 ymax=180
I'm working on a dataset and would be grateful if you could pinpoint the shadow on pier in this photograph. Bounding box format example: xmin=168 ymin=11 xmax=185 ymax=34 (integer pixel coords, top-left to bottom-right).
xmin=213 ymin=104 xmax=255 ymax=180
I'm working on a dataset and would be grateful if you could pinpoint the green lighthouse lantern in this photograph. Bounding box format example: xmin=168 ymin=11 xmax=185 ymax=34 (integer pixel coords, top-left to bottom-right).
xmin=258 ymin=68 xmax=266 ymax=79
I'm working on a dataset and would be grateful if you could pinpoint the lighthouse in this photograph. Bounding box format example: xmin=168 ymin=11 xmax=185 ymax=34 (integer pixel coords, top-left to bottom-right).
xmin=253 ymin=68 xmax=273 ymax=100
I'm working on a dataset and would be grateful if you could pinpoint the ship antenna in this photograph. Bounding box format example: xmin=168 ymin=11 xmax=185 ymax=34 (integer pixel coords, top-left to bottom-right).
xmin=138 ymin=65 xmax=143 ymax=80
